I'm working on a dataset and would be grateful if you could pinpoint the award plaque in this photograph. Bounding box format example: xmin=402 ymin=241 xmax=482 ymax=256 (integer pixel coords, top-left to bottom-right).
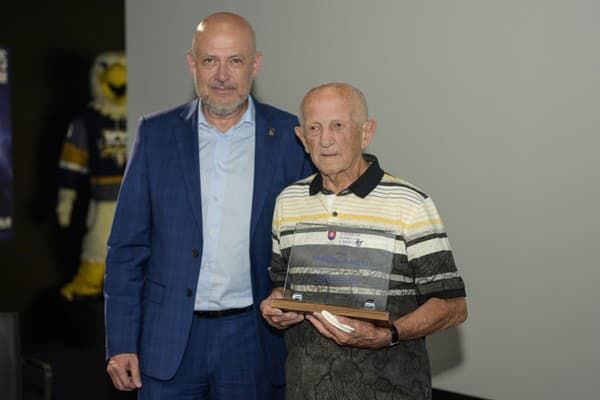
xmin=271 ymin=223 xmax=396 ymax=327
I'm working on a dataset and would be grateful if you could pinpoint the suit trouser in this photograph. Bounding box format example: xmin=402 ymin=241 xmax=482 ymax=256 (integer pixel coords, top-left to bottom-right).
xmin=139 ymin=308 xmax=273 ymax=400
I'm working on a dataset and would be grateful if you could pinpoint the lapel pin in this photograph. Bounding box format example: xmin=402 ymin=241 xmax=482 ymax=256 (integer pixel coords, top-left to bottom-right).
xmin=268 ymin=128 xmax=275 ymax=136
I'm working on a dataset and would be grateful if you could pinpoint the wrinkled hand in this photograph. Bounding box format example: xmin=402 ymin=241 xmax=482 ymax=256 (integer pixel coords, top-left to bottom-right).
xmin=106 ymin=353 xmax=142 ymax=391
xmin=307 ymin=312 xmax=391 ymax=349
xmin=260 ymin=288 xmax=305 ymax=329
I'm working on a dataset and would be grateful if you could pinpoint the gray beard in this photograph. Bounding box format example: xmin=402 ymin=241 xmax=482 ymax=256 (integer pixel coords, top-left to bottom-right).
xmin=202 ymin=96 xmax=247 ymax=117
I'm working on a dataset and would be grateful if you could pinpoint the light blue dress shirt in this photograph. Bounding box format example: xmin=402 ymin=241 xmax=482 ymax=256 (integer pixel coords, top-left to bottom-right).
xmin=194 ymin=98 xmax=256 ymax=310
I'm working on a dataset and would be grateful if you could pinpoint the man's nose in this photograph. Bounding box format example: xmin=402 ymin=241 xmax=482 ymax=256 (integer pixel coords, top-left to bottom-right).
xmin=319 ymin=129 xmax=335 ymax=147
xmin=215 ymin=62 xmax=230 ymax=82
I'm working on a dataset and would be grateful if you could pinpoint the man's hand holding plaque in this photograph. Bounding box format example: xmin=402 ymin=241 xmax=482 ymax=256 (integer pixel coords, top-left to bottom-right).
xmin=260 ymin=287 xmax=305 ymax=329
xmin=306 ymin=310 xmax=394 ymax=349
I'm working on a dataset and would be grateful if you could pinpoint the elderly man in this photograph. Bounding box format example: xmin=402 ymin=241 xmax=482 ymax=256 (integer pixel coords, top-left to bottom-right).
xmin=104 ymin=12 xmax=313 ymax=399
xmin=261 ymin=83 xmax=467 ymax=399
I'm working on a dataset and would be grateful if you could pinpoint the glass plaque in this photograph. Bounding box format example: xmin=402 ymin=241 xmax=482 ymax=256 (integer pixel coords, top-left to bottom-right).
xmin=271 ymin=223 xmax=396 ymax=326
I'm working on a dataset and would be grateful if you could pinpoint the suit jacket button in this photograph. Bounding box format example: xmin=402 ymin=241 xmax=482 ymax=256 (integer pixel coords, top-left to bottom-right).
xmin=186 ymin=288 xmax=193 ymax=297
xmin=192 ymin=249 xmax=199 ymax=258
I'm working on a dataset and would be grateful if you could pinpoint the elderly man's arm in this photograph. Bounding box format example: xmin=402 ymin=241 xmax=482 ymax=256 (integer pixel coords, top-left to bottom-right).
xmin=394 ymin=296 xmax=467 ymax=341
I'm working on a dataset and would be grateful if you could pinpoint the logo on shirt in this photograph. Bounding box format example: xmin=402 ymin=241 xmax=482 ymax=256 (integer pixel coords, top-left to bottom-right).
xmin=99 ymin=128 xmax=128 ymax=167
xmin=327 ymin=230 xmax=336 ymax=241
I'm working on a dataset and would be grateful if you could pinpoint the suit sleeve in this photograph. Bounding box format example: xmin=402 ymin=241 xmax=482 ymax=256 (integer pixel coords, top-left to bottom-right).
xmin=104 ymin=117 xmax=151 ymax=358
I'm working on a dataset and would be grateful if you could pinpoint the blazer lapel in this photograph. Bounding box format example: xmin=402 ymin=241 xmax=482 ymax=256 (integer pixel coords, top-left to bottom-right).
xmin=250 ymin=102 xmax=277 ymax=236
xmin=175 ymin=99 xmax=203 ymax=232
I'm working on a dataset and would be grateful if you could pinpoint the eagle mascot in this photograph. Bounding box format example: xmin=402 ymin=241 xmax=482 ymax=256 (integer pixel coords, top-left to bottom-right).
xmin=57 ymin=52 xmax=127 ymax=301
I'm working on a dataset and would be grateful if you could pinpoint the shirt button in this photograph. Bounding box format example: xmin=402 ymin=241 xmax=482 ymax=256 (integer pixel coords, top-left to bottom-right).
xmin=186 ymin=288 xmax=193 ymax=297
xmin=192 ymin=249 xmax=199 ymax=258
xmin=332 ymin=211 xmax=338 ymax=217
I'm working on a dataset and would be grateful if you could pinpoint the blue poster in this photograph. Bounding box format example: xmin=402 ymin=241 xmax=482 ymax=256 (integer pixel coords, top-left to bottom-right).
xmin=0 ymin=46 xmax=13 ymax=239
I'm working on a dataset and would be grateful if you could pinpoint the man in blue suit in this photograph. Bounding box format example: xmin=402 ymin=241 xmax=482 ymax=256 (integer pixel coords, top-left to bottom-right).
xmin=104 ymin=12 xmax=313 ymax=399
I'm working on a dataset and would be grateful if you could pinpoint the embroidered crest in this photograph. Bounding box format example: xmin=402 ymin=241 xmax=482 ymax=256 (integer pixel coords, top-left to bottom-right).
xmin=327 ymin=230 xmax=336 ymax=241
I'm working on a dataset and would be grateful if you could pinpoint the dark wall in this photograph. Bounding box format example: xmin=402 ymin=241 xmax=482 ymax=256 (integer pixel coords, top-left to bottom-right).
xmin=0 ymin=0 xmax=125 ymax=341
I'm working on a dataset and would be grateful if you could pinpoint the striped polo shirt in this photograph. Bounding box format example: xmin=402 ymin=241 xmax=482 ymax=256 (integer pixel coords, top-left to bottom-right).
xmin=270 ymin=154 xmax=465 ymax=320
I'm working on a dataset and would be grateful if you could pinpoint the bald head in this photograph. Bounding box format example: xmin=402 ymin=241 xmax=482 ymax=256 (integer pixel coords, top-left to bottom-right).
xmin=186 ymin=12 xmax=262 ymax=124
xmin=295 ymin=82 xmax=376 ymax=193
xmin=299 ymin=82 xmax=369 ymax=126
xmin=191 ymin=12 xmax=257 ymax=56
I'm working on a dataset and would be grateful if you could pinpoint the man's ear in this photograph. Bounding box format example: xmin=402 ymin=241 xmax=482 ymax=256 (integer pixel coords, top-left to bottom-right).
xmin=252 ymin=51 xmax=263 ymax=77
xmin=186 ymin=51 xmax=196 ymax=75
xmin=361 ymin=119 xmax=377 ymax=149
xmin=295 ymin=126 xmax=309 ymax=153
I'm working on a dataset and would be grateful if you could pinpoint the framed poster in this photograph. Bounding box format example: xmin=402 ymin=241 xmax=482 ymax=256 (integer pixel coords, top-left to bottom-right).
xmin=0 ymin=46 xmax=13 ymax=240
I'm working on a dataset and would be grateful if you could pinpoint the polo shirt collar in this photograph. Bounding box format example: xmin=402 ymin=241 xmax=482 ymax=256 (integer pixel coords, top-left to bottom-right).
xmin=309 ymin=153 xmax=384 ymax=198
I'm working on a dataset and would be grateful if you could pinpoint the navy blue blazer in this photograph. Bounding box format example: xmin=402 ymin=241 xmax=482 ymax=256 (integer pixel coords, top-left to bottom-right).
xmin=104 ymin=98 xmax=313 ymax=384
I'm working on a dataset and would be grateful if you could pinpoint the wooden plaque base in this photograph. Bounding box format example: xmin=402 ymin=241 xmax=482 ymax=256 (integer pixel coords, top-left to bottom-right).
xmin=271 ymin=298 xmax=390 ymax=327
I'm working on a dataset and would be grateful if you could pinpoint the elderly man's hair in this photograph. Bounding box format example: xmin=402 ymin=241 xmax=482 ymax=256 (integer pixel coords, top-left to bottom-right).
xmin=299 ymin=82 xmax=369 ymax=125
xmin=191 ymin=12 xmax=257 ymax=55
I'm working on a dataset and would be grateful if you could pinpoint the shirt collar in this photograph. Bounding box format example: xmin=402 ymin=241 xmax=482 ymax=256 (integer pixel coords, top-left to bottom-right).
xmin=309 ymin=153 xmax=384 ymax=198
xmin=197 ymin=95 xmax=256 ymax=132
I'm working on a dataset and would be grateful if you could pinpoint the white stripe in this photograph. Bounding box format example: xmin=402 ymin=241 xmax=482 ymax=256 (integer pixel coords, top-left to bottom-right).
xmin=291 ymin=228 xmax=397 ymax=252
xmin=388 ymin=289 xmax=417 ymax=296
xmin=415 ymin=271 xmax=460 ymax=284
xmin=389 ymin=273 xmax=415 ymax=283
xmin=289 ymin=267 xmax=415 ymax=283
xmin=286 ymin=269 xmax=459 ymax=286
xmin=291 ymin=285 xmax=417 ymax=297
xmin=291 ymin=285 xmax=389 ymax=296
xmin=289 ymin=266 xmax=390 ymax=279
xmin=59 ymin=160 xmax=88 ymax=174
xmin=409 ymin=237 xmax=451 ymax=259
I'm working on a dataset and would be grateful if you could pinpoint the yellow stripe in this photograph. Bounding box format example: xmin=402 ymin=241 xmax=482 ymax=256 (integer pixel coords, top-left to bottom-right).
xmin=91 ymin=176 xmax=123 ymax=185
xmin=337 ymin=214 xmax=442 ymax=229
xmin=277 ymin=212 xmax=441 ymax=230
xmin=60 ymin=143 xmax=88 ymax=167
xmin=276 ymin=213 xmax=330 ymax=226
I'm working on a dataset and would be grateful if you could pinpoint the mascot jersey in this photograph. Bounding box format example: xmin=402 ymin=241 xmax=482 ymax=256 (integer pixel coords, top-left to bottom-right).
xmin=58 ymin=109 xmax=127 ymax=201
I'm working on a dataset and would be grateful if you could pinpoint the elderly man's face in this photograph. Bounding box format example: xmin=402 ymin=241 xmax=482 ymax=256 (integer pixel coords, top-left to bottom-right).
xmin=296 ymin=89 xmax=374 ymax=186
xmin=187 ymin=23 xmax=262 ymax=117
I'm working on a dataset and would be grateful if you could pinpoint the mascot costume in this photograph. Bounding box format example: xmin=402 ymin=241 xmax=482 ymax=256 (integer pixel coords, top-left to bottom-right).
xmin=57 ymin=52 xmax=127 ymax=301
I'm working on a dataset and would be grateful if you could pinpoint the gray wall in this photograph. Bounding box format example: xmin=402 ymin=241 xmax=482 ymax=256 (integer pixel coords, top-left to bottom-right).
xmin=126 ymin=1 xmax=600 ymax=398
